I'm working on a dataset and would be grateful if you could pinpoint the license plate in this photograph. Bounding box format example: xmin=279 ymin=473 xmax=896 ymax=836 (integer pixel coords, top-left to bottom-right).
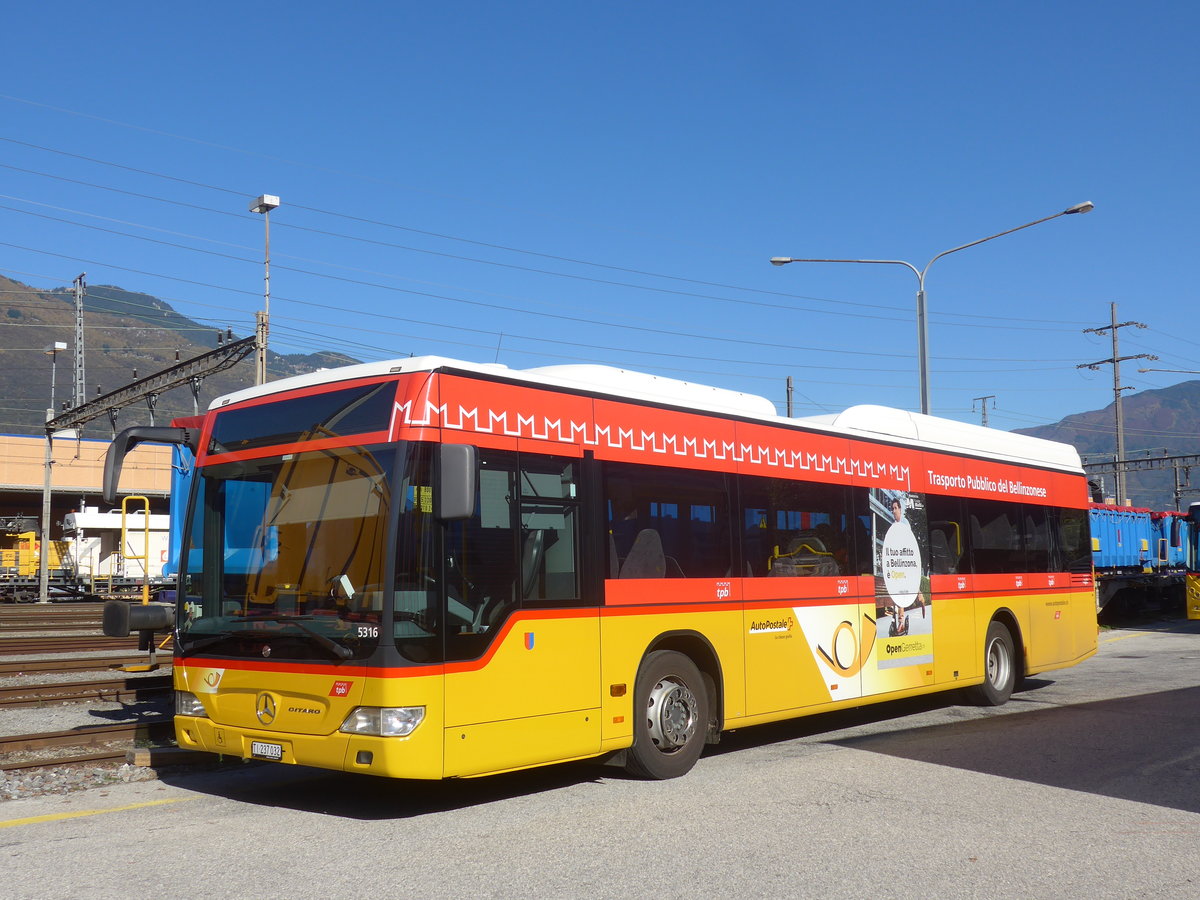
xmin=250 ymin=741 xmax=283 ymax=761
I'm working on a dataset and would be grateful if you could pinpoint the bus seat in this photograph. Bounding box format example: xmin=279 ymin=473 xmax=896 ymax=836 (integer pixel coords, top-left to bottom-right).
xmin=521 ymin=528 xmax=546 ymax=599
xmin=930 ymin=528 xmax=956 ymax=574
xmin=769 ymin=532 xmax=839 ymax=576
xmin=619 ymin=528 xmax=666 ymax=579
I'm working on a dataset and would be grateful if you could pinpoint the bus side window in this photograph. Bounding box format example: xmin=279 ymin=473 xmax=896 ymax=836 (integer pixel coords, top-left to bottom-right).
xmin=923 ymin=495 xmax=966 ymax=576
xmin=968 ymin=499 xmax=1025 ymax=573
xmin=737 ymin=475 xmax=853 ymax=577
xmin=519 ymin=457 xmax=580 ymax=602
xmin=603 ymin=462 xmax=732 ymax=579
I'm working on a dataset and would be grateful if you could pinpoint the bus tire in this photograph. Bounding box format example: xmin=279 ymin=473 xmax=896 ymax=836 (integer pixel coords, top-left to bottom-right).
xmin=968 ymin=620 xmax=1016 ymax=706
xmin=625 ymin=650 xmax=709 ymax=780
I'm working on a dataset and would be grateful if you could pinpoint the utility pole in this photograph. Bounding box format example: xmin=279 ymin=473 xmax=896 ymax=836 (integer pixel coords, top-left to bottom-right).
xmin=972 ymin=395 xmax=995 ymax=427
xmin=72 ymin=274 xmax=86 ymax=426
xmin=1078 ymin=302 xmax=1156 ymax=505
xmin=786 ymin=376 xmax=794 ymax=417
xmin=250 ymin=195 xmax=280 ymax=385
xmin=1082 ymin=452 xmax=1198 ymax=511
xmin=1172 ymin=461 xmax=1189 ymax=511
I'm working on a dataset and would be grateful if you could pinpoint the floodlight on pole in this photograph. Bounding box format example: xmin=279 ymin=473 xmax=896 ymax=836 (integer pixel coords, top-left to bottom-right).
xmin=43 ymin=342 xmax=68 ymax=422
xmin=38 ymin=341 xmax=68 ymax=603
xmin=250 ymin=194 xmax=280 ymax=385
xmin=770 ymin=201 xmax=1095 ymax=414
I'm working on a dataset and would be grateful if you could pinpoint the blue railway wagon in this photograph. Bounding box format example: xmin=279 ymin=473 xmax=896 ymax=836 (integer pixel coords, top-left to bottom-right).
xmin=1089 ymin=504 xmax=1197 ymax=616
xmin=1089 ymin=504 xmax=1153 ymax=571
xmin=1151 ymin=511 xmax=1192 ymax=570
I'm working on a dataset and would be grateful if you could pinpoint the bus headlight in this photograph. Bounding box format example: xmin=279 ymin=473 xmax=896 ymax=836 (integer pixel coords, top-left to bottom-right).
xmin=339 ymin=706 xmax=425 ymax=737
xmin=175 ymin=691 xmax=208 ymax=718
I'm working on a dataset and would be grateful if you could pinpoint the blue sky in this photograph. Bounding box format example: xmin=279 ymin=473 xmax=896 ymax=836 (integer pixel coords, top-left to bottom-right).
xmin=1 ymin=1 xmax=1197 ymax=438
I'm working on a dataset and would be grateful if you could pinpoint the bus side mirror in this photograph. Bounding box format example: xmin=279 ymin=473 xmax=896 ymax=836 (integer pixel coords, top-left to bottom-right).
xmin=104 ymin=426 xmax=199 ymax=505
xmin=437 ymin=444 xmax=477 ymax=521
xmin=102 ymin=599 xmax=174 ymax=637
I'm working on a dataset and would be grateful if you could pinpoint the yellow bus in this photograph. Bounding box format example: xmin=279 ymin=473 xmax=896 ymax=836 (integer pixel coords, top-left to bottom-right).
xmin=104 ymin=356 xmax=1096 ymax=780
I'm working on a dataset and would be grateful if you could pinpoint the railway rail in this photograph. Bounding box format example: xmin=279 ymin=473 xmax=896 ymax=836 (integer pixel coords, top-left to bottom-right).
xmin=0 ymin=655 xmax=171 ymax=675
xmin=0 ymin=607 xmax=103 ymax=632
xmin=0 ymin=674 xmax=172 ymax=708
xmin=0 ymin=621 xmax=109 ymax=633
xmin=1 ymin=635 xmax=142 ymax=654
xmin=0 ymin=601 xmax=156 ymax=630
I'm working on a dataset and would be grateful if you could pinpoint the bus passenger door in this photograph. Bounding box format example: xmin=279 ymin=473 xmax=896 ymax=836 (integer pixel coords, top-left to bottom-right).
xmin=442 ymin=452 xmax=601 ymax=777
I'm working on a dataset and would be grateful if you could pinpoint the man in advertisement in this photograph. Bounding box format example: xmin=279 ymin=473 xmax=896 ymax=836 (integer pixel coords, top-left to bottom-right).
xmin=876 ymin=491 xmax=933 ymax=669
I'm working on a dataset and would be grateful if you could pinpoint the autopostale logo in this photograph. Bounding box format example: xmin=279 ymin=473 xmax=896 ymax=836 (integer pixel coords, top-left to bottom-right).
xmin=748 ymin=615 xmax=794 ymax=634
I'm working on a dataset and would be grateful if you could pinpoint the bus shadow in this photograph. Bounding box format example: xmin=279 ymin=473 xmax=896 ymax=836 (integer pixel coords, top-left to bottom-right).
xmin=821 ymin=685 xmax=1200 ymax=814
xmin=159 ymin=683 xmax=1063 ymax=818
xmin=705 ymin=687 xmax=988 ymax=757
xmin=157 ymin=757 xmax=610 ymax=820
xmin=159 ymin=680 xmax=1200 ymax=818
xmin=1101 ymin=614 xmax=1200 ymax=636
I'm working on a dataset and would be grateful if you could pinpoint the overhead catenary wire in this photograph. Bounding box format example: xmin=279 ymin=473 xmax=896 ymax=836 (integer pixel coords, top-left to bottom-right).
xmin=0 ymin=195 xmax=1091 ymax=357
xmin=0 ymin=221 xmax=1086 ymax=368
xmin=0 ymin=116 xmax=1145 ymax=427
xmin=4 ymin=250 xmax=1092 ymax=382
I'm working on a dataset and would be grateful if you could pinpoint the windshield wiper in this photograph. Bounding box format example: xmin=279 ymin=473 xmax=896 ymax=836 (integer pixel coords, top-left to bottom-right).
xmin=227 ymin=615 xmax=354 ymax=660
xmin=178 ymin=630 xmax=238 ymax=655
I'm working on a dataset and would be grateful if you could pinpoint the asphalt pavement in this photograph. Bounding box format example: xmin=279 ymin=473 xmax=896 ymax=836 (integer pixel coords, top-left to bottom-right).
xmin=3 ymin=619 xmax=1199 ymax=899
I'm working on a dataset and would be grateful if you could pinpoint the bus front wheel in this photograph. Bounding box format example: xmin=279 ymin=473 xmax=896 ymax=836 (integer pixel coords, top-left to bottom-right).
xmin=625 ymin=650 xmax=709 ymax=780
xmin=968 ymin=620 xmax=1016 ymax=706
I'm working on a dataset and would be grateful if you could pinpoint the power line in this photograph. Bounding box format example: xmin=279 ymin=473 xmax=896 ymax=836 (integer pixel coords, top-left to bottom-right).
xmin=0 ymin=193 xmax=1060 ymax=343
xmin=0 ymin=137 xmax=1092 ymax=331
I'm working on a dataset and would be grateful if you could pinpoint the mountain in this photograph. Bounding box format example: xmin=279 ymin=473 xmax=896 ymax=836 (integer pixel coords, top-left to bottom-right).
xmin=1015 ymin=381 xmax=1200 ymax=511
xmin=0 ymin=273 xmax=360 ymax=436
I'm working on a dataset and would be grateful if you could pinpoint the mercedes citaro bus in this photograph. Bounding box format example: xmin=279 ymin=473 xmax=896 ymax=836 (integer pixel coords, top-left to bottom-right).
xmin=104 ymin=356 xmax=1096 ymax=780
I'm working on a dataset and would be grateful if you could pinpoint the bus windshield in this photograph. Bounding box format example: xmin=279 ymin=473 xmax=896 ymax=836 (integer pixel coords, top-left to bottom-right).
xmin=177 ymin=443 xmax=397 ymax=661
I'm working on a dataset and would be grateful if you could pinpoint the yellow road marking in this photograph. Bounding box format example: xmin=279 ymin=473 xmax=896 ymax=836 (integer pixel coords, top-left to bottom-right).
xmin=1101 ymin=630 xmax=1156 ymax=644
xmin=0 ymin=796 xmax=191 ymax=829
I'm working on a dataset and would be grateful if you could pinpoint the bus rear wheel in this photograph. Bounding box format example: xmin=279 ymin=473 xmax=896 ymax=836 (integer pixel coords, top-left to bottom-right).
xmin=968 ymin=620 xmax=1016 ymax=706
xmin=625 ymin=650 xmax=709 ymax=780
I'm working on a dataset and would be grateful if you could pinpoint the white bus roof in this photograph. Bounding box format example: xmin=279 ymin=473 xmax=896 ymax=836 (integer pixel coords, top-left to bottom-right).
xmin=210 ymin=356 xmax=1082 ymax=473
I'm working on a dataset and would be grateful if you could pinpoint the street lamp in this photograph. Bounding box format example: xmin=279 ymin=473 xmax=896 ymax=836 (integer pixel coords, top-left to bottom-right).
xmin=38 ymin=342 xmax=67 ymax=603
xmin=770 ymin=201 xmax=1095 ymax=415
xmin=250 ymin=194 xmax=280 ymax=385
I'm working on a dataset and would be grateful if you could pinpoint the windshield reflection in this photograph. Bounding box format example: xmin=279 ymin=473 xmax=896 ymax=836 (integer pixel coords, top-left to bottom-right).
xmin=178 ymin=444 xmax=396 ymax=661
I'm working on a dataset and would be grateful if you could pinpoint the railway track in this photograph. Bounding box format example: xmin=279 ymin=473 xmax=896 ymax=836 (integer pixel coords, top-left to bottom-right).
xmin=0 ymin=719 xmax=175 ymax=772
xmin=0 ymin=603 xmax=103 ymax=621
xmin=0 ymin=655 xmax=171 ymax=676
xmin=0 ymin=602 xmax=157 ymax=635
xmin=0 ymin=635 xmax=142 ymax=654
xmin=0 ymin=605 xmax=179 ymax=779
xmin=0 ymin=674 xmax=172 ymax=708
